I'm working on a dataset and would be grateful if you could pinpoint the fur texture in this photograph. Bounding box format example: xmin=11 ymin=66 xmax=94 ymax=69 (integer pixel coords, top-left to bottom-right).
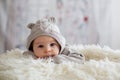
xmin=0 ymin=45 xmax=120 ymax=80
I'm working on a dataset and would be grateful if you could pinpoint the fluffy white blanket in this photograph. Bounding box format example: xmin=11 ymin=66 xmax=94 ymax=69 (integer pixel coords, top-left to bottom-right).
xmin=0 ymin=45 xmax=120 ymax=80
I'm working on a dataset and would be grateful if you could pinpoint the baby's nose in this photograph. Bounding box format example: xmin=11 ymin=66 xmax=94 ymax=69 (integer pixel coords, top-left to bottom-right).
xmin=45 ymin=46 xmax=52 ymax=53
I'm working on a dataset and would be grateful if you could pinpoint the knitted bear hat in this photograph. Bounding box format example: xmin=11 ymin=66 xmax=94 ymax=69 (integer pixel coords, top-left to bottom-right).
xmin=26 ymin=17 xmax=66 ymax=54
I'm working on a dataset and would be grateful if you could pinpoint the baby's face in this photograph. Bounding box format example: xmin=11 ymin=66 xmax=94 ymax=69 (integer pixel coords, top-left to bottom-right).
xmin=33 ymin=36 xmax=60 ymax=58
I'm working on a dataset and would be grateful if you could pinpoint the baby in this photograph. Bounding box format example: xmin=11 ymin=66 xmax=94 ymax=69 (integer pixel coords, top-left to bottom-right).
xmin=23 ymin=17 xmax=85 ymax=64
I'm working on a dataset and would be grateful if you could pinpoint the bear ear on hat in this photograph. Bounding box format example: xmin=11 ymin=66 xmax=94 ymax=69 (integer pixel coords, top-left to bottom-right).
xmin=27 ymin=23 xmax=35 ymax=29
xmin=36 ymin=20 xmax=41 ymax=24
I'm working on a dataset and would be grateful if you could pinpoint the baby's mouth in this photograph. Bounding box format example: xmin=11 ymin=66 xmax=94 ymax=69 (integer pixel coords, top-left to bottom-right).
xmin=43 ymin=55 xmax=55 ymax=59
xmin=35 ymin=54 xmax=55 ymax=59
xmin=47 ymin=55 xmax=55 ymax=58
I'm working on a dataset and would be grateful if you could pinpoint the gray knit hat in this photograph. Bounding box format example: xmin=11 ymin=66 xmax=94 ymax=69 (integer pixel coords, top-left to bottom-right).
xmin=26 ymin=17 xmax=66 ymax=54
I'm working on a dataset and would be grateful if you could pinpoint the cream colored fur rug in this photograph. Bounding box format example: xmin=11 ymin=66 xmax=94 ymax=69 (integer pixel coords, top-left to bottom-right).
xmin=0 ymin=45 xmax=120 ymax=80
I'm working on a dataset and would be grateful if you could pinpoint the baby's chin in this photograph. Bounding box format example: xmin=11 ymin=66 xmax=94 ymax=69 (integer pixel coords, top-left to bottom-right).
xmin=35 ymin=55 xmax=55 ymax=59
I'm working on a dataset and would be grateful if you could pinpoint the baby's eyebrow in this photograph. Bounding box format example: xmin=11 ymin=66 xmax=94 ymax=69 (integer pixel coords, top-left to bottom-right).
xmin=34 ymin=42 xmax=44 ymax=45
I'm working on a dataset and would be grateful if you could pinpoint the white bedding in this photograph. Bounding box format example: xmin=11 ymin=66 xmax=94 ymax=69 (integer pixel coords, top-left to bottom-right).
xmin=0 ymin=45 xmax=120 ymax=80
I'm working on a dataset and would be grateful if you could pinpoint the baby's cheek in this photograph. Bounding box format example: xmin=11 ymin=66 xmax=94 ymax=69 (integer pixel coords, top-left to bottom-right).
xmin=52 ymin=49 xmax=58 ymax=54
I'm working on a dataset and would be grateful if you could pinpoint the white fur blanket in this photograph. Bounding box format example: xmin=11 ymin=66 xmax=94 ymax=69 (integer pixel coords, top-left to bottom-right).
xmin=0 ymin=45 xmax=120 ymax=80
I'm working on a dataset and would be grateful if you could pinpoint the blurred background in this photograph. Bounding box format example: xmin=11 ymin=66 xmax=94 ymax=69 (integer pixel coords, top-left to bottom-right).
xmin=0 ymin=0 xmax=120 ymax=53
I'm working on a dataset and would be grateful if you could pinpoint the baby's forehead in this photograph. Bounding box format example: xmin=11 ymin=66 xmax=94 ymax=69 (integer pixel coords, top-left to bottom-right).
xmin=34 ymin=35 xmax=58 ymax=44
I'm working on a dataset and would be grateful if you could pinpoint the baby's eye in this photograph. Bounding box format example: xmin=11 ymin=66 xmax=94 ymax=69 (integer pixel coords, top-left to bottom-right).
xmin=50 ymin=43 xmax=56 ymax=47
xmin=38 ymin=45 xmax=44 ymax=48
